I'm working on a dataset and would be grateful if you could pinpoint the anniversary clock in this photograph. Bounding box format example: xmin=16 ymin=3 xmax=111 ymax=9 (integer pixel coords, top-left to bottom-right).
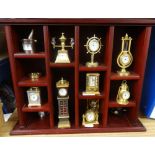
xmin=84 ymin=34 xmax=103 ymax=67
xmin=56 ymin=77 xmax=70 ymax=128
xmin=117 ymin=34 xmax=133 ymax=76
xmin=116 ymin=81 xmax=130 ymax=105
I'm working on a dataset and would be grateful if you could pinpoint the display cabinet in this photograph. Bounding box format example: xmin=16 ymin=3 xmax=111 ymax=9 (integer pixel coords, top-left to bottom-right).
xmin=2 ymin=19 xmax=153 ymax=135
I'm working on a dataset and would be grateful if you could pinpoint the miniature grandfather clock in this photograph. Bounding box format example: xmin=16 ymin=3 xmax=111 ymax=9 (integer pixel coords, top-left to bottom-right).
xmin=56 ymin=77 xmax=71 ymax=128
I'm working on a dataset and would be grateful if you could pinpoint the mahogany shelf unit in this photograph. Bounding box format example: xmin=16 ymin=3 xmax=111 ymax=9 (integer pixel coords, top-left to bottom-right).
xmin=3 ymin=18 xmax=152 ymax=135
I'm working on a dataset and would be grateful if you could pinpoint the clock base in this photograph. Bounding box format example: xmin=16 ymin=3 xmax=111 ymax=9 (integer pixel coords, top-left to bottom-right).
xmin=82 ymin=91 xmax=100 ymax=96
xmin=58 ymin=118 xmax=71 ymax=128
xmin=86 ymin=62 xmax=99 ymax=67
xmin=117 ymin=70 xmax=130 ymax=76
xmin=55 ymin=50 xmax=70 ymax=63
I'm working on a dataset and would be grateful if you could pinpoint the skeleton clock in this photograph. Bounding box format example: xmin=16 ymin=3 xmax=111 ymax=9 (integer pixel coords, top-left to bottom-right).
xmin=56 ymin=77 xmax=70 ymax=128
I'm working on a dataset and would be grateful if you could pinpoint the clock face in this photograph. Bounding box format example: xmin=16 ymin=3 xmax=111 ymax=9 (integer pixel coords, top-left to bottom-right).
xmin=120 ymin=54 xmax=130 ymax=65
xmin=86 ymin=111 xmax=95 ymax=122
xmin=58 ymin=88 xmax=67 ymax=97
xmin=30 ymin=93 xmax=38 ymax=102
xmin=122 ymin=91 xmax=130 ymax=100
xmin=88 ymin=76 xmax=96 ymax=87
xmin=88 ymin=39 xmax=100 ymax=52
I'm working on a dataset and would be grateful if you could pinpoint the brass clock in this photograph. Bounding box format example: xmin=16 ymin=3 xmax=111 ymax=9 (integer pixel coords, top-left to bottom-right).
xmin=84 ymin=34 xmax=103 ymax=67
xmin=117 ymin=34 xmax=133 ymax=76
xmin=82 ymin=73 xmax=100 ymax=95
xmin=82 ymin=99 xmax=99 ymax=127
xmin=116 ymin=81 xmax=130 ymax=105
xmin=56 ymin=77 xmax=70 ymax=128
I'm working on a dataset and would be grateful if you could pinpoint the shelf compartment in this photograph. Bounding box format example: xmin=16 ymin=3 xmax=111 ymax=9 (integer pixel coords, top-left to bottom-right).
xmin=109 ymin=101 xmax=136 ymax=108
xmin=22 ymin=103 xmax=49 ymax=112
xmin=50 ymin=62 xmax=75 ymax=68
xmin=79 ymin=65 xmax=107 ymax=72
xmin=79 ymin=93 xmax=105 ymax=99
xmin=18 ymin=76 xmax=48 ymax=87
xmin=14 ymin=52 xmax=45 ymax=58
xmin=110 ymin=72 xmax=140 ymax=80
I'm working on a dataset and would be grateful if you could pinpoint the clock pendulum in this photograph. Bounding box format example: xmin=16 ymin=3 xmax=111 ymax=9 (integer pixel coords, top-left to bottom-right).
xmin=56 ymin=77 xmax=71 ymax=128
xmin=84 ymin=34 xmax=103 ymax=67
xmin=116 ymin=80 xmax=130 ymax=105
xmin=117 ymin=34 xmax=133 ymax=76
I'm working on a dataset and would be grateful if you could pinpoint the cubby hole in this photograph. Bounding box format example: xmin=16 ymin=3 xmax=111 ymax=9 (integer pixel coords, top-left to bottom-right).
xmin=15 ymin=59 xmax=46 ymax=82
xmin=20 ymin=86 xmax=48 ymax=106
xmin=112 ymin=26 xmax=146 ymax=74
xmin=79 ymin=26 xmax=109 ymax=66
xmin=11 ymin=25 xmax=44 ymax=53
xmin=48 ymin=25 xmax=75 ymax=63
xmin=79 ymin=99 xmax=103 ymax=127
xmin=110 ymin=80 xmax=137 ymax=102
xmin=24 ymin=112 xmax=50 ymax=129
xmin=107 ymin=107 xmax=136 ymax=127
xmin=51 ymin=68 xmax=75 ymax=128
xmin=79 ymin=71 xmax=105 ymax=96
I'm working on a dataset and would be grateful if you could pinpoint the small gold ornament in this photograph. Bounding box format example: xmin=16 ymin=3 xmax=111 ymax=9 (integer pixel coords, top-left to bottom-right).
xmin=117 ymin=34 xmax=133 ymax=76
xmin=29 ymin=72 xmax=41 ymax=81
xmin=116 ymin=81 xmax=130 ymax=105
xmin=82 ymin=99 xmax=99 ymax=127
xmin=84 ymin=34 xmax=103 ymax=67
xmin=51 ymin=33 xmax=74 ymax=63
xmin=82 ymin=73 xmax=100 ymax=96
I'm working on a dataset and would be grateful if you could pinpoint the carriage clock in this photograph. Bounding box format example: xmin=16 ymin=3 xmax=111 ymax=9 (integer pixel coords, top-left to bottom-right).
xmin=84 ymin=34 xmax=103 ymax=67
xmin=82 ymin=73 xmax=100 ymax=95
xmin=117 ymin=34 xmax=133 ymax=76
xmin=27 ymin=87 xmax=41 ymax=107
xmin=116 ymin=80 xmax=130 ymax=105
xmin=82 ymin=99 xmax=99 ymax=127
xmin=56 ymin=77 xmax=71 ymax=128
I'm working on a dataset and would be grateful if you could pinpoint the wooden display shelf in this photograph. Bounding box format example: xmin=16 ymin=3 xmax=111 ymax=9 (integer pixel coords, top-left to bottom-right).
xmin=50 ymin=62 xmax=75 ymax=68
xmin=79 ymin=93 xmax=105 ymax=99
xmin=18 ymin=76 xmax=48 ymax=87
xmin=14 ymin=52 xmax=46 ymax=58
xmin=79 ymin=65 xmax=107 ymax=71
xmin=4 ymin=19 xmax=152 ymax=135
xmin=110 ymin=72 xmax=140 ymax=80
xmin=109 ymin=100 xmax=136 ymax=108
xmin=22 ymin=103 xmax=49 ymax=112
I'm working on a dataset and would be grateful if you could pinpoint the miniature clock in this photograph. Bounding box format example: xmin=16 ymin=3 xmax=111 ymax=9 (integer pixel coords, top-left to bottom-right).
xmin=82 ymin=73 xmax=100 ymax=95
xmin=56 ymin=77 xmax=70 ymax=128
xmin=116 ymin=81 xmax=130 ymax=105
xmin=117 ymin=34 xmax=133 ymax=76
xmin=27 ymin=87 xmax=41 ymax=107
xmin=84 ymin=34 xmax=103 ymax=67
xmin=82 ymin=99 xmax=99 ymax=127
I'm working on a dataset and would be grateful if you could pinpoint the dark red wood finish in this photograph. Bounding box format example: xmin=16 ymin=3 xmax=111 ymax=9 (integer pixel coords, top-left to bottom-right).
xmin=3 ymin=19 xmax=152 ymax=135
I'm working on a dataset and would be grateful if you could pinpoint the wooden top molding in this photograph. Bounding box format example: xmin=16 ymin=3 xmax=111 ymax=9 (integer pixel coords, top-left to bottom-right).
xmin=0 ymin=18 xmax=155 ymax=25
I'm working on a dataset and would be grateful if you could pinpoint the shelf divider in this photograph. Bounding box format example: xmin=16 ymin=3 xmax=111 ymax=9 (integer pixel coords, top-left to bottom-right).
xmin=14 ymin=52 xmax=45 ymax=58
xmin=43 ymin=25 xmax=54 ymax=128
xmin=102 ymin=26 xmax=115 ymax=127
xmin=109 ymin=100 xmax=136 ymax=108
xmin=75 ymin=26 xmax=80 ymax=128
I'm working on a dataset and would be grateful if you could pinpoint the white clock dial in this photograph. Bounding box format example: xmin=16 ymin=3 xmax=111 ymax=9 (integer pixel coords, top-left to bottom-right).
xmin=122 ymin=91 xmax=130 ymax=100
xmin=120 ymin=54 xmax=130 ymax=65
xmin=89 ymin=76 xmax=96 ymax=87
xmin=30 ymin=93 xmax=38 ymax=101
xmin=58 ymin=88 xmax=67 ymax=97
xmin=86 ymin=111 xmax=95 ymax=122
xmin=88 ymin=39 xmax=100 ymax=52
